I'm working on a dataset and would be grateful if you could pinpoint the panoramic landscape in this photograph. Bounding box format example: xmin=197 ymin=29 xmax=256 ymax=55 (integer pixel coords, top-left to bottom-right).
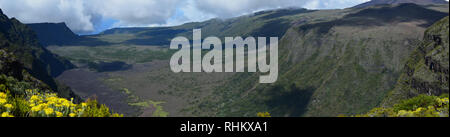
xmin=0 ymin=0 xmax=449 ymax=118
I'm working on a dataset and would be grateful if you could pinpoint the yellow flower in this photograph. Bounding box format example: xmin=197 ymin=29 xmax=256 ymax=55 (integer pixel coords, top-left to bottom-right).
xmin=442 ymin=98 xmax=449 ymax=104
xmin=415 ymin=107 xmax=423 ymax=113
xmin=30 ymin=95 xmax=39 ymax=101
xmin=62 ymin=102 xmax=71 ymax=107
xmin=31 ymin=105 xmax=42 ymax=112
xmin=257 ymin=112 xmax=271 ymax=117
xmin=44 ymin=108 xmax=54 ymax=115
xmin=81 ymin=103 xmax=87 ymax=107
xmin=69 ymin=113 xmax=76 ymax=117
xmin=4 ymin=104 xmax=13 ymax=109
xmin=0 ymin=98 xmax=6 ymax=105
xmin=56 ymin=111 xmax=63 ymax=117
xmin=397 ymin=110 xmax=408 ymax=117
xmin=0 ymin=92 xmax=6 ymax=98
xmin=1 ymin=112 xmax=14 ymax=117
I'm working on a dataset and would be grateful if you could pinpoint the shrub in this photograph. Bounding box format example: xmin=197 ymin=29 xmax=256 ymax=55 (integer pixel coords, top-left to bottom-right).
xmin=1 ymin=86 xmax=122 ymax=117
xmin=353 ymin=94 xmax=449 ymax=117
xmin=257 ymin=112 xmax=272 ymax=117
xmin=393 ymin=95 xmax=439 ymax=112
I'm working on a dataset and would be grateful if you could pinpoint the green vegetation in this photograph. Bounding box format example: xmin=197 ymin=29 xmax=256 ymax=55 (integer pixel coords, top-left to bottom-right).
xmin=121 ymin=88 xmax=169 ymax=117
xmin=0 ymin=49 xmax=121 ymax=117
xmin=0 ymin=50 xmax=122 ymax=117
xmin=129 ymin=100 xmax=169 ymax=117
xmin=0 ymin=87 xmax=122 ymax=117
xmin=353 ymin=16 xmax=449 ymax=117
xmin=0 ymin=10 xmax=120 ymax=117
xmin=257 ymin=112 xmax=271 ymax=117
xmin=353 ymin=94 xmax=448 ymax=117
xmin=189 ymin=5 xmax=449 ymax=117
xmin=48 ymin=45 xmax=176 ymax=64
xmin=383 ymin=16 xmax=449 ymax=105
xmin=1 ymin=9 xmax=76 ymax=99
xmin=0 ymin=75 xmax=122 ymax=117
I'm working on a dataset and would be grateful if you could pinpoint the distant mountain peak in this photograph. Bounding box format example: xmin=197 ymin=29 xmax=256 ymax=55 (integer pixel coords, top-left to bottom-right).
xmin=354 ymin=0 xmax=449 ymax=8
xmin=27 ymin=22 xmax=80 ymax=46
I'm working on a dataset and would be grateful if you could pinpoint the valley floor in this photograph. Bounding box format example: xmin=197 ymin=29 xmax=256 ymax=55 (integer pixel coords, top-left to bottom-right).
xmin=57 ymin=59 xmax=234 ymax=117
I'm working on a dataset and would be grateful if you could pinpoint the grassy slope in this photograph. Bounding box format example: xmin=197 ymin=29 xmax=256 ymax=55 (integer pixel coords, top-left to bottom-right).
xmin=48 ymin=45 xmax=175 ymax=64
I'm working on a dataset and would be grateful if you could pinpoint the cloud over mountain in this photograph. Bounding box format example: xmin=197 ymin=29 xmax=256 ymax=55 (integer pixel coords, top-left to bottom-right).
xmin=193 ymin=0 xmax=369 ymax=17
xmin=0 ymin=0 xmax=370 ymax=33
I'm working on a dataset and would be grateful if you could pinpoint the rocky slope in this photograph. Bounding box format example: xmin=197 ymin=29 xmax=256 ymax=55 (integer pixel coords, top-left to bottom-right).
xmin=383 ymin=16 xmax=449 ymax=106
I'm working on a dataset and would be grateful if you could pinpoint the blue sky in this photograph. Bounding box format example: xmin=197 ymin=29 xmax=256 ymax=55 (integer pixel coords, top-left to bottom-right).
xmin=0 ymin=0 xmax=370 ymax=34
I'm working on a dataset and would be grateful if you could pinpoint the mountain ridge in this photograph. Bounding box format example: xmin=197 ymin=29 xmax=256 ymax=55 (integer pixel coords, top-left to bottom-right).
xmin=354 ymin=0 xmax=449 ymax=8
xmin=28 ymin=22 xmax=80 ymax=46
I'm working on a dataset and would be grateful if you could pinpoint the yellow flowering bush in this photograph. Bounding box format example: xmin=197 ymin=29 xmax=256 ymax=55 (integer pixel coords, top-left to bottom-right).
xmin=1 ymin=87 xmax=122 ymax=117
xmin=353 ymin=94 xmax=449 ymax=117
xmin=257 ymin=112 xmax=272 ymax=117
xmin=0 ymin=91 xmax=14 ymax=117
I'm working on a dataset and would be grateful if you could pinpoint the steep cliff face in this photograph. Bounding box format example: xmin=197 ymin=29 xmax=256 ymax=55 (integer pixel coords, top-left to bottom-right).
xmin=198 ymin=4 xmax=448 ymax=117
xmin=0 ymin=49 xmax=53 ymax=93
xmin=383 ymin=16 xmax=449 ymax=106
xmin=27 ymin=23 xmax=80 ymax=46
xmin=0 ymin=9 xmax=77 ymax=99
xmin=0 ymin=9 xmax=75 ymax=77
xmin=277 ymin=4 xmax=447 ymax=116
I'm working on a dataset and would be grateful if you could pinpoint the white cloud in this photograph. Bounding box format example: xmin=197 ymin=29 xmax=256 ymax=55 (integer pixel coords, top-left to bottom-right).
xmin=0 ymin=0 xmax=180 ymax=33
xmin=89 ymin=0 xmax=179 ymax=27
xmin=304 ymin=0 xmax=370 ymax=9
xmin=192 ymin=0 xmax=370 ymax=18
xmin=193 ymin=0 xmax=307 ymax=18
xmin=0 ymin=0 xmax=98 ymax=33
xmin=0 ymin=0 xmax=370 ymax=33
